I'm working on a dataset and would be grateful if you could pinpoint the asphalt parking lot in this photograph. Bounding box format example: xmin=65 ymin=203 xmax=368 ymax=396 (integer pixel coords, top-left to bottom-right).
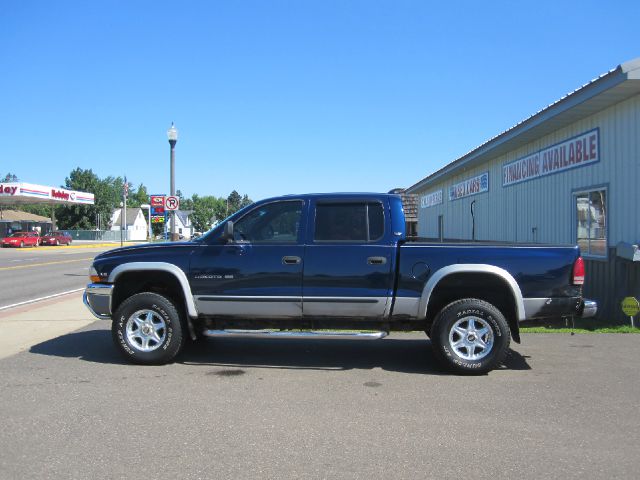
xmin=0 ymin=320 xmax=638 ymax=480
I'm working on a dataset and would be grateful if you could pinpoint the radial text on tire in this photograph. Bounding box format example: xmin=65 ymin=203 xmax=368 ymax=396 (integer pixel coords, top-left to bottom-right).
xmin=430 ymin=298 xmax=511 ymax=375
xmin=112 ymin=292 xmax=186 ymax=365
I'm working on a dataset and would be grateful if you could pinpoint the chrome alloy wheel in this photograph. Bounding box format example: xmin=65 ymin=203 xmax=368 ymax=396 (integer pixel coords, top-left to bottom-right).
xmin=125 ymin=309 xmax=167 ymax=352
xmin=448 ymin=316 xmax=494 ymax=361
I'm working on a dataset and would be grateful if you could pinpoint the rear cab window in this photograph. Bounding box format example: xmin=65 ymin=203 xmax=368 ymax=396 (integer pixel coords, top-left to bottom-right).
xmin=313 ymin=202 xmax=385 ymax=242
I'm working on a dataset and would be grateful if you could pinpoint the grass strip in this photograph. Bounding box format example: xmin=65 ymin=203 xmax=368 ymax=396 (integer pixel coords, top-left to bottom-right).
xmin=520 ymin=320 xmax=640 ymax=334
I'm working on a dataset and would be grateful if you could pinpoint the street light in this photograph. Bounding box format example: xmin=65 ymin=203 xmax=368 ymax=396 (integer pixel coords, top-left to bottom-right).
xmin=167 ymin=122 xmax=178 ymax=241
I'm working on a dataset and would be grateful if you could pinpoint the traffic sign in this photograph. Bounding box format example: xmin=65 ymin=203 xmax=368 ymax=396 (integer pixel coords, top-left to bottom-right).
xmin=621 ymin=297 xmax=639 ymax=317
xmin=165 ymin=196 xmax=179 ymax=211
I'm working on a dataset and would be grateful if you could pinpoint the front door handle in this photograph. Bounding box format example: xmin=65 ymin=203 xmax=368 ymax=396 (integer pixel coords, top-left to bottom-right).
xmin=367 ymin=256 xmax=387 ymax=265
xmin=282 ymin=256 xmax=302 ymax=265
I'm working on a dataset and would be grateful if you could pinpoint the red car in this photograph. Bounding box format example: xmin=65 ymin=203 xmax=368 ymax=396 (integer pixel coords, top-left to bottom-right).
xmin=2 ymin=232 xmax=40 ymax=248
xmin=40 ymin=231 xmax=73 ymax=246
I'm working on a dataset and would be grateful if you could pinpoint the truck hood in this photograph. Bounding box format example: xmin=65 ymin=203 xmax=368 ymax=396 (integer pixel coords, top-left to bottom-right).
xmin=95 ymin=241 xmax=197 ymax=259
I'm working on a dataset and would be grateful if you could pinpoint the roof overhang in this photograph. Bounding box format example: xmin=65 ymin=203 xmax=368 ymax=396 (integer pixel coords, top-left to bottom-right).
xmin=407 ymin=58 xmax=640 ymax=193
xmin=0 ymin=182 xmax=95 ymax=206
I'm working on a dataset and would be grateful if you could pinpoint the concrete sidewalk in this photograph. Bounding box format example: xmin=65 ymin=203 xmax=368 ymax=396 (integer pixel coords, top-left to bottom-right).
xmin=0 ymin=292 xmax=96 ymax=360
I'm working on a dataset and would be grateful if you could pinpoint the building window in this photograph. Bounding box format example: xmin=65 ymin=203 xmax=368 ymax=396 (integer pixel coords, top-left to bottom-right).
xmin=575 ymin=189 xmax=606 ymax=257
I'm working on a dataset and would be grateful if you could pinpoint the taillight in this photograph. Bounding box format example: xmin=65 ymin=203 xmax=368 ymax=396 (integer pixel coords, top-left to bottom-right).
xmin=573 ymin=257 xmax=585 ymax=285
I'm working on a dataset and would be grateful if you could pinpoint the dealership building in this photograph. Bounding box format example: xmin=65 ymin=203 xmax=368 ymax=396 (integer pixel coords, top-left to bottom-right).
xmin=406 ymin=58 xmax=640 ymax=322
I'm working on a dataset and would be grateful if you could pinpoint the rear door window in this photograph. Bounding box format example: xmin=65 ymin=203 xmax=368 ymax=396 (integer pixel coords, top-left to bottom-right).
xmin=314 ymin=202 xmax=384 ymax=242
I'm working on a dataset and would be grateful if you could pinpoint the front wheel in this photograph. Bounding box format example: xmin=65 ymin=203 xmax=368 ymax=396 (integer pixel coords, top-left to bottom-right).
xmin=431 ymin=298 xmax=510 ymax=375
xmin=112 ymin=292 xmax=185 ymax=365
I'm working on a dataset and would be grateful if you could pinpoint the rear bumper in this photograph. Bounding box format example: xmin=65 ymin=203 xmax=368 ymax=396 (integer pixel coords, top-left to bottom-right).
xmin=83 ymin=283 xmax=113 ymax=320
xmin=523 ymin=297 xmax=597 ymax=319
xmin=580 ymin=299 xmax=598 ymax=318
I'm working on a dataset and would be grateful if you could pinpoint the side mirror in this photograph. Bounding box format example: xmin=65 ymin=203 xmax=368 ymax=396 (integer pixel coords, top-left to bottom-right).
xmin=222 ymin=221 xmax=234 ymax=242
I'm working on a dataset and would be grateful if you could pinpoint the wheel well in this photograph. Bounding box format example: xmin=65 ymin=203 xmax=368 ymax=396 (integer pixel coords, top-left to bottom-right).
xmin=426 ymin=272 xmax=520 ymax=343
xmin=112 ymin=270 xmax=186 ymax=319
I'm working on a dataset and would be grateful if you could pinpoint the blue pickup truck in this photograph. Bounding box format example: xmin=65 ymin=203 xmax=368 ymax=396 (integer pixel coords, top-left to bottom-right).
xmin=84 ymin=193 xmax=596 ymax=374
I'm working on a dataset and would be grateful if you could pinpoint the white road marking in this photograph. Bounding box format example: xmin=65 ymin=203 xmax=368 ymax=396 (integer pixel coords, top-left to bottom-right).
xmin=0 ymin=288 xmax=84 ymax=312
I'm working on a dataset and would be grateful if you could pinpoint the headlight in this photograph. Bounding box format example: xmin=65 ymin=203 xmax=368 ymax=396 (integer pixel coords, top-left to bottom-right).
xmin=89 ymin=265 xmax=102 ymax=283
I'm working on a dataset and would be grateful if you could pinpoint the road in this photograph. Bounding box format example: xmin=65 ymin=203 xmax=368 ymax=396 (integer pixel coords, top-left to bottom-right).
xmin=0 ymin=245 xmax=113 ymax=309
xmin=0 ymin=328 xmax=638 ymax=479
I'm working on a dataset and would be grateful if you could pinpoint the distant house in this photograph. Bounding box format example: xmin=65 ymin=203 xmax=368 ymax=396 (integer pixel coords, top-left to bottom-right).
xmin=169 ymin=210 xmax=194 ymax=239
xmin=110 ymin=208 xmax=148 ymax=241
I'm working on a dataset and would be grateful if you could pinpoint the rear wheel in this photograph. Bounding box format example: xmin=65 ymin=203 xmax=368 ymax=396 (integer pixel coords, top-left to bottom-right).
xmin=112 ymin=292 xmax=186 ymax=365
xmin=431 ymin=298 xmax=510 ymax=375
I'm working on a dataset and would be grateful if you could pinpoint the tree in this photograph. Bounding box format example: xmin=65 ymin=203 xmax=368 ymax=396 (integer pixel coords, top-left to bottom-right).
xmin=191 ymin=195 xmax=226 ymax=232
xmin=55 ymin=168 xmax=125 ymax=229
xmin=176 ymin=189 xmax=193 ymax=211
xmin=1 ymin=173 xmax=19 ymax=182
xmin=227 ymin=190 xmax=242 ymax=215
xmin=240 ymin=194 xmax=253 ymax=209
xmin=128 ymin=183 xmax=149 ymax=208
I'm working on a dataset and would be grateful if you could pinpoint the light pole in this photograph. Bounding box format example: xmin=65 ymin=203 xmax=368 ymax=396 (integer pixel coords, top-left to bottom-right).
xmin=167 ymin=122 xmax=178 ymax=241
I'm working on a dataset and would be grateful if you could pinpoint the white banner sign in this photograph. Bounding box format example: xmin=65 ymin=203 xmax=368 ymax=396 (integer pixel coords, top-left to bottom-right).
xmin=0 ymin=182 xmax=94 ymax=204
xmin=420 ymin=190 xmax=443 ymax=208
xmin=449 ymin=172 xmax=489 ymax=201
xmin=503 ymin=129 xmax=599 ymax=186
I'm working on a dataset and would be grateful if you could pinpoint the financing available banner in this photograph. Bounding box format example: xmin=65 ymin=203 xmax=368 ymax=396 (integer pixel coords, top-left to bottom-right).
xmin=502 ymin=129 xmax=599 ymax=186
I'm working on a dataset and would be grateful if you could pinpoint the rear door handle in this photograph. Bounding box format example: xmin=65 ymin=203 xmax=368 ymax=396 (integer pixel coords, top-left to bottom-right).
xmin=282 ymin=256 xmax=302 ymax=265
xmin=367 ymin=256 xmax=387 ymax=265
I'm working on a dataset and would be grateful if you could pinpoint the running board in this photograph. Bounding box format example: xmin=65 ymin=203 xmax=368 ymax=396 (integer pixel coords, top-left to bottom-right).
xmin=202 ymin=329 xmax=388 ymax=340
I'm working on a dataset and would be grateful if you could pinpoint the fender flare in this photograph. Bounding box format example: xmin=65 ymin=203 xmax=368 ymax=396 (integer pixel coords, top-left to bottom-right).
xmin=108 ymin=262 xmax=199 ymax=318
xmin=417 ymin=264 xmax=525 ymax=322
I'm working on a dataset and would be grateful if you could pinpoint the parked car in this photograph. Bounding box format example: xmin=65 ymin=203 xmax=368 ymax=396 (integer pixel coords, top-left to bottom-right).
xmin=2 ymin=231 xmax=40 ymax=248
xmin=84 ymin=192 xmax=596 ymax=374
xmin=40 ymin=231 xmax=73 ymax=246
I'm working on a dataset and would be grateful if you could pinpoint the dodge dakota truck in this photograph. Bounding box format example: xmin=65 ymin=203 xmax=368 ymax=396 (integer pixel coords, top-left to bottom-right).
xmin=84 ymin=193 xmax=596 ymax=374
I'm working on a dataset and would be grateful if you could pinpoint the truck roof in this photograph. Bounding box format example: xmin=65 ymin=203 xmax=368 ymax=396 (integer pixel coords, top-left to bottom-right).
xmin=258 ymin=192 xmax=400 ymax=203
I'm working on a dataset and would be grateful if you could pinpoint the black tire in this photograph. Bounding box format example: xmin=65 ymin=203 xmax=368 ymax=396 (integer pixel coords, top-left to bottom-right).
xmin=431 ymin=298 xmax=510 ymax=375
xmin=112 ymin=292 xmax=185 ymax=365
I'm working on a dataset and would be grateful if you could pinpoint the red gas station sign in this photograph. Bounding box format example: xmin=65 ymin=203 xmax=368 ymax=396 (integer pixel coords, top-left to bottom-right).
xmin=150 ymin=195 xmax=165 ymax=208
xmin=150 ymin=195 xmax=166 ymax=223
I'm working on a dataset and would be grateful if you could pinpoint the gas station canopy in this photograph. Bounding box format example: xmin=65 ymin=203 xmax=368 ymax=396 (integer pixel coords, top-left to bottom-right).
xmin=0 ymin=182 xmax=94 ymax=206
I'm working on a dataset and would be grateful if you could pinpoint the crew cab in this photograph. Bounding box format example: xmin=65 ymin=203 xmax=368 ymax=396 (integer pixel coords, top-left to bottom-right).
xmin=84 ymin=193 xmax=596 ymax=374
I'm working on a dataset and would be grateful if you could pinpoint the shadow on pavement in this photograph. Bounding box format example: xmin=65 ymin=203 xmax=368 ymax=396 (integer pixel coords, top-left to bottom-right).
xmin=29 ymin=328 xmax=129 ymax=365
xmin=29 ymin=327 xmax=531 ymax=375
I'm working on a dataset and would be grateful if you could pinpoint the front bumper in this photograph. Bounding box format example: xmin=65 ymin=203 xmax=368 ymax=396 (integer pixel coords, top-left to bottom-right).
xmin=83 ymin=283 xmax=114 ymax=320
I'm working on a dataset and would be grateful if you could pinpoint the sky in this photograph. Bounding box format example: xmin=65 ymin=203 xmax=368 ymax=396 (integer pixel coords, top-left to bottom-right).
xmin=1 ymin=0 xmax=638 ymax=201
